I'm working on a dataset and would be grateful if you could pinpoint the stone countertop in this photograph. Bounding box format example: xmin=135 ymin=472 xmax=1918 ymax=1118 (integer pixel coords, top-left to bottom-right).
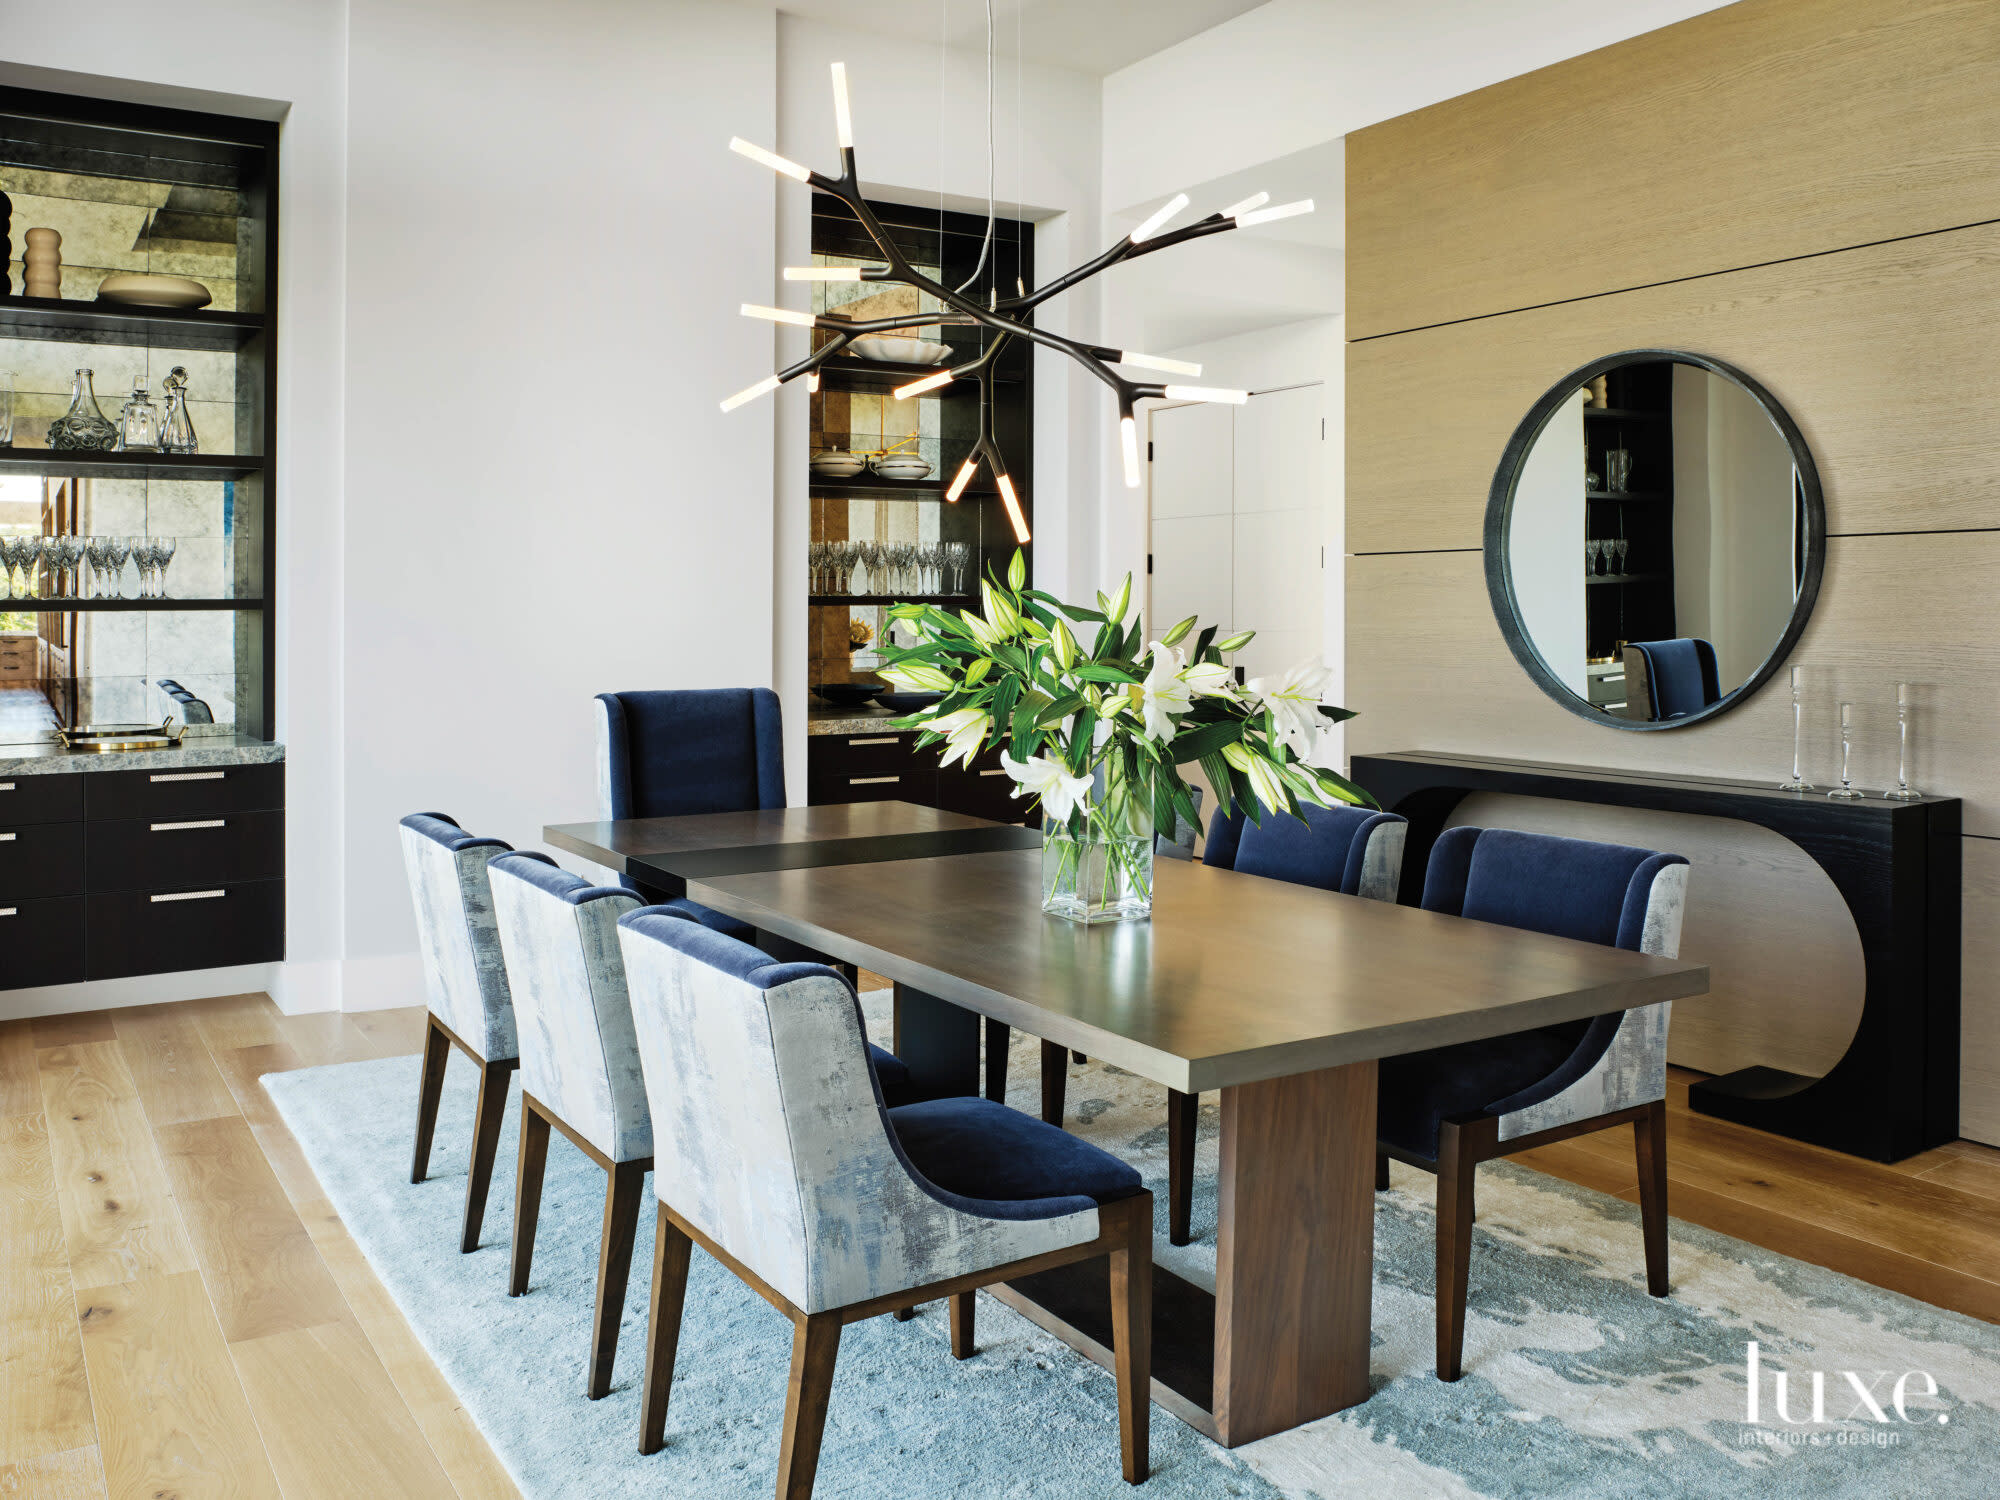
xmin=0 ymin=735 xmax=285 ymax=777
xmin=807 ymin=707 xmax=917 ymax=737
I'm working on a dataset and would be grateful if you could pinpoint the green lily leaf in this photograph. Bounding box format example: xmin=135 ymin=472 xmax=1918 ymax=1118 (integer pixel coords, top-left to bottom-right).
xmin=1168 ymin=718 xmax=1244 ymax=763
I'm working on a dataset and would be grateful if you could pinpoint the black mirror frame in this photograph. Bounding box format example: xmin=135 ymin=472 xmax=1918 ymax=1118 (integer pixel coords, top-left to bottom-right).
xmin=1483 ymin=348 xmax=1826 ymax=732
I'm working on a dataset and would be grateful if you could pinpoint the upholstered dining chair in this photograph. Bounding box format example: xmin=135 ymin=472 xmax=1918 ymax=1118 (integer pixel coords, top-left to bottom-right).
xmin=1377 ymin=825 xmax=1689 ymax=1382
xmin=398 ymin=812 xmax=521 ymax=1254
xmin=616 ymin=911 xmax=1153 ymax=1497
xmin=595 ymin=688 xmax=784 ymax=934
xmin=486 ymin=852 xmax=654 ymax=1400
xmin=1622 ymin=637 xmax=1721 ymax=721
xmin=1160 ymin=801 xmax=1407 ymax=1245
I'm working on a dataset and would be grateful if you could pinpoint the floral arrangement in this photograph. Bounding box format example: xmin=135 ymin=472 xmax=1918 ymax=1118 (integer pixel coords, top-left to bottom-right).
xmin=848 ymin=616 xmax=875 ymax=651
xmin=877 ymin=549 xmax=1372 ymax=915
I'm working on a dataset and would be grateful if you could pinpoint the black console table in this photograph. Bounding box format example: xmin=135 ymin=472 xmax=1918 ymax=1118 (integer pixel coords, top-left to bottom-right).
xmin=1350 ymin=751 xmax=1961 ymax=1162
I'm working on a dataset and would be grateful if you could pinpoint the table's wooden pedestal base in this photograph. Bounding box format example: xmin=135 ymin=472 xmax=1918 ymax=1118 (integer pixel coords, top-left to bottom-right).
xmin=998 ymin=1060 xmax=1380 ymax=1447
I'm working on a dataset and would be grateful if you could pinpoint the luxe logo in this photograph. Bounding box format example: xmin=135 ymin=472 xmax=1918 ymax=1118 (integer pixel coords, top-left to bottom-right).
xmin=1745 ymin=1341 xmax=1950 ymax=1427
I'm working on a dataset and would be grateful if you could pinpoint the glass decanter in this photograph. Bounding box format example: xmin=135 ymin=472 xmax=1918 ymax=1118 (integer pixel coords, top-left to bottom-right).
xmin=48 ymin=369 xmax=118 ymax=451
xmin=160 ymin=366 xmax=199 ymax=454
xmin=117 ymin=383 xmax=159 ymax=452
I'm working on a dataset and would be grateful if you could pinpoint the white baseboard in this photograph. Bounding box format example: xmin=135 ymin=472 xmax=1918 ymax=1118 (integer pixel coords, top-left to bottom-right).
xmin=0 ymin=963 xmax=283 ymax=1022
xmin=339 ymin=952 xmax=425 ymax=1013
xmin=269 ymin=958 xmax=342 ymax=1016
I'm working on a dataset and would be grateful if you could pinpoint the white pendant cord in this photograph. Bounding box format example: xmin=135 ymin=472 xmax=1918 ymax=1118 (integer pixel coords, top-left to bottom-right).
xmin=952 ymin=0 xmax=997 ymax=296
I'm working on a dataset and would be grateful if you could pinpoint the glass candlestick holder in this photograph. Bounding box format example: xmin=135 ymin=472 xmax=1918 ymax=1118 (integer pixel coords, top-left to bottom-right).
xmin=1886 ymin=683 xmax=1922 ymax=800
xmin=1777 ymin=665 xmax=1814 ymax=791
xmin=1828 ymin=702 xmax=1864 ymax=800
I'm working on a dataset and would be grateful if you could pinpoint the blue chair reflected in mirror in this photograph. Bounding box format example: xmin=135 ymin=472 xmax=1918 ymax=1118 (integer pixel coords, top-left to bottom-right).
xmin=1623 ymin=638 xmax=1721 ymax=721
xmin=1378 ymin=825 xmax=1690 ymax=1381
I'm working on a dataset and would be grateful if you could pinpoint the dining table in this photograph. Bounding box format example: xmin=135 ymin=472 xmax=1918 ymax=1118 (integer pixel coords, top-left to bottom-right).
xmin=678 ymin=844 xmax=1711 ymax=1447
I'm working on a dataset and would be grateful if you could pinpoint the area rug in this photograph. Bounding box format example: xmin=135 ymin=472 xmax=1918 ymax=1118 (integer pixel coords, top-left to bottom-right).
xmin=266 ymin=997 xmax=2000 ymax=1500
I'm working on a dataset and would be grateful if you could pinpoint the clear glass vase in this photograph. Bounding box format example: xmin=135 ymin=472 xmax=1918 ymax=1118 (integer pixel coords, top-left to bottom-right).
xmin=48 ymin=369 xmax=118 ymax=451
xmin=1041 ymin=764 xmax=1154 ymax=924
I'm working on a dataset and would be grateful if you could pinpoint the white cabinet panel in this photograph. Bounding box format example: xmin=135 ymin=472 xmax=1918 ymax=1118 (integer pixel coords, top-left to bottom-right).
xmin=1150 ymin=516 xmax=1233 ymax=637
xmin=1233 ymin=383 xmax=1324 ymax=515
xmin=1148 ymin=403 xmax=1233 ymax=519
xmin=1233 ymin=510 xmax=1322 ymax=636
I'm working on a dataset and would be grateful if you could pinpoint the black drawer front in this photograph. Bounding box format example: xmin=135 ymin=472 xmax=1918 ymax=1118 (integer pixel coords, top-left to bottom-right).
xmin=816 ymin=732 xmax=919 ymax=777
xmin=0 ymin=773 xmax=83 ymax=827
xmin=0 ymin=896 xmax=86 ymax=989
xmin=935 ymin=762 xmax=1026 ymax=823
xmin=86 ymin=879 xmax=285 ymax=981
xmin=809 ymin=766 xmax=934 ymax=806
xmin=0 ymin=821 xmax=86 ymax=901
xmin=84 ymin=761 xmax=285 ymax=821
xmin=86 ymin=811 xmax=284 ymax=894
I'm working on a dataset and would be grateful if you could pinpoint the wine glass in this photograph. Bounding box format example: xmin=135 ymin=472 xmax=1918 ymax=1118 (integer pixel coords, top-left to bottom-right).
xmin=152 ymin=536 xmax=178 ymax=599
xmin=1585 ymin=540 xmax=1602 ymax=577
xmin=1613 ymin=538 xmax=1630 ymax=575
xmin=0 ymin=536 xmax=18 ymax=600
xmin=84 ymin=536 xmax=111 ymax=599
xmin=130 ymin=537 xmax=157 ymax=598
xmin=105 ymin=535 xmax=133 ymax=599
xmin=15 ymin=537 xmax=41 ymax=599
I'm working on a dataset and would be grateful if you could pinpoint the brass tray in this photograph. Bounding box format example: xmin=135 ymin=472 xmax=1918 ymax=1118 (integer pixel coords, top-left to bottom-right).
xmin=56 ymin=720 xmax=186 ymax=753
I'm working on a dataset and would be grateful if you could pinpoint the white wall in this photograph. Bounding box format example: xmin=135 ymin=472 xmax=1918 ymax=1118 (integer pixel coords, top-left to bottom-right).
xmin=339 ymin=0 xmax=778 ymax=1002
xmin=1509 ymin=392 xmax=1589 ymax=697
xmin=0 ymin=0 xmax=349 ymax=1013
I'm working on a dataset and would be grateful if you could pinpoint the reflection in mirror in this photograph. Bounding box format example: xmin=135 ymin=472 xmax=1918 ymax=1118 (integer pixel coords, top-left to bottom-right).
xmin=1494 ymin=355 xmax=1820 ymax=728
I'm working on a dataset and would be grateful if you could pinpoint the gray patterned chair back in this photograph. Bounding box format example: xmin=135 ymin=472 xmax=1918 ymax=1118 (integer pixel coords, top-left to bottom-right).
xmin=489 ymin=853 xmax=651 ymax=1164
xmin=398 ymin=812 xmax=519 ymax=1062
xmin=617 ymin=911 xmax=1101 ymax=1314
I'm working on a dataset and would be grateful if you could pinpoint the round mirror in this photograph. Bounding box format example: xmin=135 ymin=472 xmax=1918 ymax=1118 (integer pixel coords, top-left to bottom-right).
xmin=1484 ymin=350 xmax=1824 ymax=730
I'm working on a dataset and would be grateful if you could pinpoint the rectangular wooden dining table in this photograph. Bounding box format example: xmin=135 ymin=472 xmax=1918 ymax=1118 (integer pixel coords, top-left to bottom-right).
xmin=684 ymin=846 xmax=1709 ymax=1447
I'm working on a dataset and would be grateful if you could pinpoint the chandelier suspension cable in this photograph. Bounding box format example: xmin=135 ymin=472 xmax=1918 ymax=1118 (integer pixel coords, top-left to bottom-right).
xmin=953 ymin=0 xmax=997 ymax=298
xmin=725 ymin=61 xmax=1315 ymax=538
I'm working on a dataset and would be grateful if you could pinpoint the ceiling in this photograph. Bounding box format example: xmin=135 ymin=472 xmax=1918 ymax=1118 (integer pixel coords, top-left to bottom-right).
xmin=776 ymin=0 xmax=1270 ymax=77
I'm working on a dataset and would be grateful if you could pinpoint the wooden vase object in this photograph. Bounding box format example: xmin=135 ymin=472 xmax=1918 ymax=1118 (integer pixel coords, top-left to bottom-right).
xmin=23 ymin=227 xmax=61 ymax=299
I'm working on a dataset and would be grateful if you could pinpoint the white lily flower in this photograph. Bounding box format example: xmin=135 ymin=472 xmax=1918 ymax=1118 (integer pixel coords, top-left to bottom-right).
xmin=930 ymin=707 xmax=990 ymax=769
xmin=1222 ymin=740 xmax=1289 ymax=812
xmin=1000 ymin=750 xmax=1095 ymax=825
xmin=878 ymin=662 xmax=955 ymax=694
xmin=1140 ymin=643 xmax=1192 ymax=742
xmin=1247 ymin=657 xmax=1334 ymax=758
xmin=1180 ymin=657 xmax=1235 ymax=698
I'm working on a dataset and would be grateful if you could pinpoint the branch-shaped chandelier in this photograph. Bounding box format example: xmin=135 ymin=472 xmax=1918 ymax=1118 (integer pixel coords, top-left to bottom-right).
xmin=722 ymin=60 xmax=1314 ymax=545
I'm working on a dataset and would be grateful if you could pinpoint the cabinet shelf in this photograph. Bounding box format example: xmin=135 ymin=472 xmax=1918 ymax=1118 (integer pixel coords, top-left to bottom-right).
xmin=8 ymin=598 xmax=266 ymax=611
xmin=0 ymin=451 xmax=266 ymax=482
xmin=0 ymin=295 xmax=266 ymax=352
xmin=1585 ymin=490 xmax=1669 ymax=501
xmin=808 ymin=593 xmax=972 ymax=608
xmin=810 ymin=476 xmax=1002 ymax=500
xmin=1582 ymin=407 xmax=1667 ymax=422
xmin=1585 ymin=572 xmax=1669 ymax=586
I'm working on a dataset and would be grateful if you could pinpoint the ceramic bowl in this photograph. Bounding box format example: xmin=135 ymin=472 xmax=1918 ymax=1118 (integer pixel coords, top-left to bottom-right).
xmin=95 ymin=273 xmax=213 ymax=309
xmin=875 ymin=692 xmax=943 ymax=714
xmin=848 ymin=335 xmax=954 ymax=366
xmin=812 ymin=683 xmax=881 ymax=707
xmin=870 ymin=454 xmax=934 ymax=481
xmin=810 ymin=450 xmax=868 ymax=479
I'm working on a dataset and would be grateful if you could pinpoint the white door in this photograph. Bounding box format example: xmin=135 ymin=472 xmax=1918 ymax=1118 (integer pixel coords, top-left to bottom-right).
xmin=1146 ymin=402 xmax=1234 ymax=641
xmin=1229 ymin=384 xmax=1324 ymax=682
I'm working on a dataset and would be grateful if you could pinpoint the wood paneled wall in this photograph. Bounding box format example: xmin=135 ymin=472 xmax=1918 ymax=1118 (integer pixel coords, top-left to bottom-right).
xmin=1344 ymin=0 xmax=2000 ymax=1141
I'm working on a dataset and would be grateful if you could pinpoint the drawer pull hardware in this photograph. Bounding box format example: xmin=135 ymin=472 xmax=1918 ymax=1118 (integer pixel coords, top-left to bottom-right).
xmin=0 ymin=908 xmax=13 ymax=917
xmin=150 ymin=771 xmax=226 ymax=783
xmin=847 ymin=736 xmax=899 ymax=746
xmin=151 ymin=819 xmax=226 ymax=832
xmin=849 ymin=775 xmax=900 ymax=785
xmin=0 ymin=782 xmax=12 ymax=792
xmin=0 ymin=832 xmax=13 ymax=841
xmin=979 ymin=769 xmax=1008 ymax=777
xmin=152 ymin=889 xmax=226 ymax=903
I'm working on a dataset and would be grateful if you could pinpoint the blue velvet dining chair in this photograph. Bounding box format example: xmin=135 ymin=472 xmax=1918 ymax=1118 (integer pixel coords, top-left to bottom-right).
xmin=487 ymin=852 xmax=653 ymax=1400
xmin=398 ymin=812 xmax=522 ymax=1254
xmin=1624 ymin=638 xmax=1721 ymax=720
xmin=616 ymin=911 xmax=1152 ymax=1497
xmin=1378 ymin=825 xmax=1690 ymax=1382
xmin=1159 ymin=801 xmax=1407 ymax=1244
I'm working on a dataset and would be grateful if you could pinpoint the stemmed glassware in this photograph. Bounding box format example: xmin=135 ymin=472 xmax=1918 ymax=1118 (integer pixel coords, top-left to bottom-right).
xmin=83 ymin=536 xmax=113 ymax=599
xmin=812 ymin=539 xmax=977 ymax=598
xmin=1886 ymin=683 xmax=1922 ymax=801
xmin=104 ymin=535 xmax=133 ymax=599
xmin=1585 ymin=540 xmax=1602 ymax=577
xmin=1612 ymin=538 xmax=1629 ymax=575
xmin=0 ymin=536 xmax=20 ymax=599
xmin=152 ymin=536 xmax=178 ymax=599
xmin=45 ymin=536 xmax=84 ymax=599
xmin=13 ymin=537 xmax=41 ymax=598
xmin=1828 ymin=702 xmax=1864 ymax=800
xmin=1777 ymin=665 xmax=1814 ymax=792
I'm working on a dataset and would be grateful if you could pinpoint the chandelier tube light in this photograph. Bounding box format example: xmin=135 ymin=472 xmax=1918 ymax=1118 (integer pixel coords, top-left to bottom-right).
xmin=720 ymin=63 xmax=1318 ymax=536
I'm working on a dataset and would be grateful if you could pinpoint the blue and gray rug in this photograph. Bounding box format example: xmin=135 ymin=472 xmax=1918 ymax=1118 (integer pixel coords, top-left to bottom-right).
xmin=266 ymin=1000 xmax=2000 ymax=1499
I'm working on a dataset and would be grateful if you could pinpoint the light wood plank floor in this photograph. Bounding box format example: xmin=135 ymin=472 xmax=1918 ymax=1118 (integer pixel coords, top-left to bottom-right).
xmin=1 ymin=991 xmax=1995 ymax=1496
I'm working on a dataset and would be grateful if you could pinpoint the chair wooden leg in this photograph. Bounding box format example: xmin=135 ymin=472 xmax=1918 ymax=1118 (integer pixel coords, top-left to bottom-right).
xmin=460 ymin=1059 xmax=512 ymax=1253
xmin=1376 ymin=1150 xmax=1390 ymax=1192
xmin=1635 ymin=1098 xmax=1670 ymax=1297
xmin=1072 ymin=1049 xmax=1087 ymax=1065
xmin=410 ymin=1016 xmax=450 ymax=1184
xmin=983 ymin=1016 xmax=1010 ymax=1103
xmin=1039 ymin=1038 xmax=1068 ymax=1127
xmin=589 ymin=1158 xmax=648 ymax=1399
xmin=639 ymin=1206 xmax=692 ymax=1455
xmin=1434 ymin=1121 xmax=1476 ymax=1382
xmin=776 ymin=1313 xmax=842 ymax=1500
xmin=1167 ymin=1089 xmax=1198 ymax=1246
xmin=509 ymin=1103 xmax=551 ymax=1296
xmin=891 ymin=1304 xmax=916 ymax=1322
xmin=1107 ymin=1195 xmax=1152 ymax=1484
xmin=949 ymin=1290 xmax=975 ymax=1359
